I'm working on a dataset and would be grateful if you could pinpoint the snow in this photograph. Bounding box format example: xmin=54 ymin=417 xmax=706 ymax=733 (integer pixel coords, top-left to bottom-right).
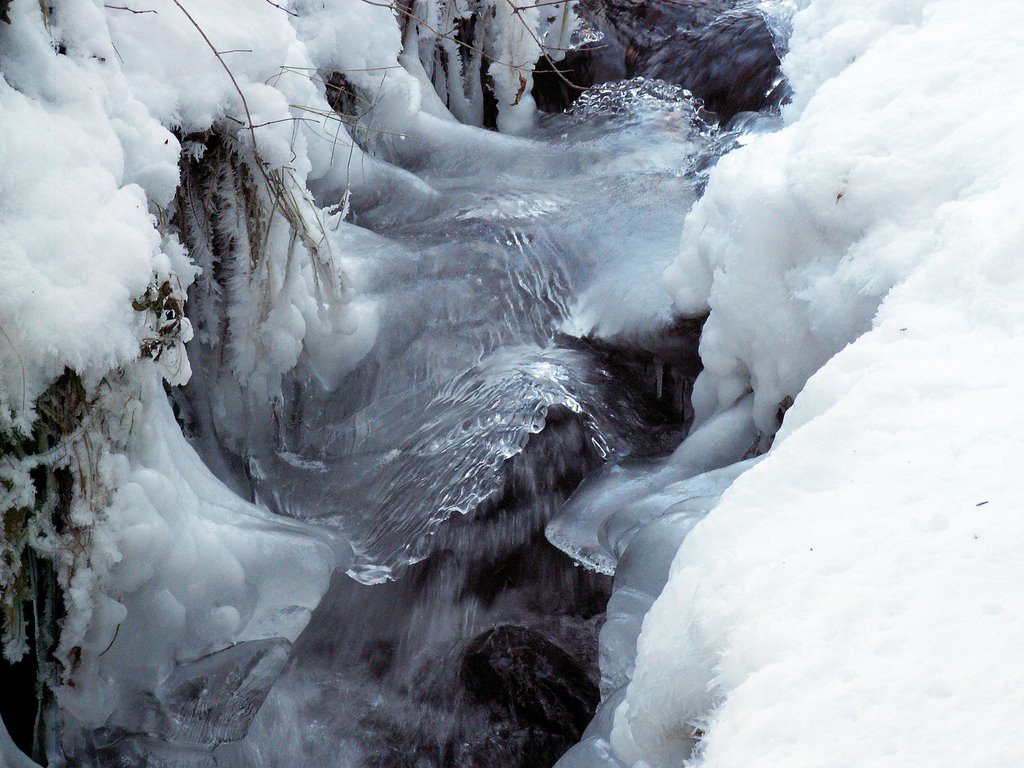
xmin=0 ymin=0 xmax=365 ymax=755
xmin=601 ymin=0 xmax=1024 ymax=766
xmin=0 ymin=1 xmax=183 ymax=434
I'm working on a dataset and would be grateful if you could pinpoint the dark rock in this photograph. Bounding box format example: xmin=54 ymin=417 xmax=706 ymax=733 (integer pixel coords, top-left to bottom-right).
xmin=460 ymin=626 xmax=599 ymax=739
xmin=579 ymin=0 xmax=732 ymax=62
xmin=639 ymin=8 xmax=782 ymax=120
xmin=324 ymin=71 xmax=360 ymax=120
xmin=545 ymin=0 xmax=783 ymax=121
xmin=532 ymin=41 xmax=628 ymax=115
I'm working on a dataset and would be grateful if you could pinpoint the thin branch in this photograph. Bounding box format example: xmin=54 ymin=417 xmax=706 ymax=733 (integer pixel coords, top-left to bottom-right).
xmin=104 ymin=4 xmax=158 ymax=13
xmin=264 ymin=0 xmax=298 ymax=16
xmin=0 ymin=322 xmax=26 ymax=423
xmin=513 ymin=0 xmax=570 ymax=8
xmin=269 ymin=64 xmax=405 ymax=73
xmin=291 ymin=103 xmax=410 ymax=139
xmin=227 ymin=114 xmax=321 ymax=130
xmin=169 ymin=1 xmax=260 ymax=155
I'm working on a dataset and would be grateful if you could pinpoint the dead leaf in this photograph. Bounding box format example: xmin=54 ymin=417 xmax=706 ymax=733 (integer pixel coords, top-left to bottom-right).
xmin=512 ymin=72 xmax=528 ymax=106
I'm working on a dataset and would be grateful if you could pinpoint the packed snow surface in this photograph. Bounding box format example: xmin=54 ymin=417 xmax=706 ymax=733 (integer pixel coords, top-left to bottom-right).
xmin=597 ymin=0 xmax=1024 ymax=766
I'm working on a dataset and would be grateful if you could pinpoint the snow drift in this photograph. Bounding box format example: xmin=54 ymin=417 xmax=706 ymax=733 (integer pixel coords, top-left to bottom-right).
xmin=600 ymin=1 xmax=1024 ymax=766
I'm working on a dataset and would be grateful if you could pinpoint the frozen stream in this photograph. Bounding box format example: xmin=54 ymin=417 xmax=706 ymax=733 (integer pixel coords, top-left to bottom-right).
xmin=7 ymin=1 xmax=1012 ymax=766
xmin=176 ymin=75 xmax=775 ymax=768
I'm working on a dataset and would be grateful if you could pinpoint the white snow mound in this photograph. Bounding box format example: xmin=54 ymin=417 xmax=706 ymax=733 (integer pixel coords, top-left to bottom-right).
xmin=614 ymin=1 xmax=1024 ymax=766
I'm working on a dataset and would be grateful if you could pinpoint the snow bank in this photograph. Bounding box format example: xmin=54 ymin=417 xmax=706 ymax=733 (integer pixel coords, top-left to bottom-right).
xmin=666 ymin=0 xmax=1022 ymax=435
xmin=610 ymin=0 xmax=1024 ymax=765
xmin=0 ymin=0 xmax=363 ymax=757
xmin=0 ymin=0 xmax=185 ymax=434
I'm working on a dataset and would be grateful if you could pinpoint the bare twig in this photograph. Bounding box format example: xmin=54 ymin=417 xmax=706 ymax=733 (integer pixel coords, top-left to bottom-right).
xmin=513 ymin=0 xmax=571 ymax=8
xmin=264 ymin=0 xmax=298 ymax=16
xmin=97 ymin=622 xmax=121 ymax=657
xmin=290 ymin=103 xmax=409 ymax=139
xmin=169 ymin=0 xmax=261 ymax=161
xmin=0 ymin=322 xmax=26 ymax=423
xmin=104 ymin=4 xmax=158 ymax=13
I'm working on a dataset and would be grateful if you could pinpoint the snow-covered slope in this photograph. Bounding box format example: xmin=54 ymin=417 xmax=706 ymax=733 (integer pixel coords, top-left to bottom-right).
xmin=606 ymin=1 xmax=1024 ymax=765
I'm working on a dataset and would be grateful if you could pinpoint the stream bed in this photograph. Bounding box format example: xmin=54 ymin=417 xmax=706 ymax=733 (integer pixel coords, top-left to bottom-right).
xmin=172 ymin=7 xmax=783 ymax=768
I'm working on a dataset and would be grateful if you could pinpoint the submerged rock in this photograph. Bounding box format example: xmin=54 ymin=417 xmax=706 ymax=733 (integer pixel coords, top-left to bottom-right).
xmin=637 ymin=6 xmax=782 ymax=120
xmin=461 ymin=625 xmax=599 ymax=740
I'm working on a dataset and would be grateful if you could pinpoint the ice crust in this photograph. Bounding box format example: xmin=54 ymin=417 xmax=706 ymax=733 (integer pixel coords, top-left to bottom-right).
xmin=62 ymin=378 xmax=337 ymax=729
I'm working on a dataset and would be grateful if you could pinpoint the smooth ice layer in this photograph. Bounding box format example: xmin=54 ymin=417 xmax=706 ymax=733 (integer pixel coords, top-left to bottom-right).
xmin=611 ymin=1 xmax=1024 ymax=766
xmin=547 ymin=402 xmax=759 ymax=576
